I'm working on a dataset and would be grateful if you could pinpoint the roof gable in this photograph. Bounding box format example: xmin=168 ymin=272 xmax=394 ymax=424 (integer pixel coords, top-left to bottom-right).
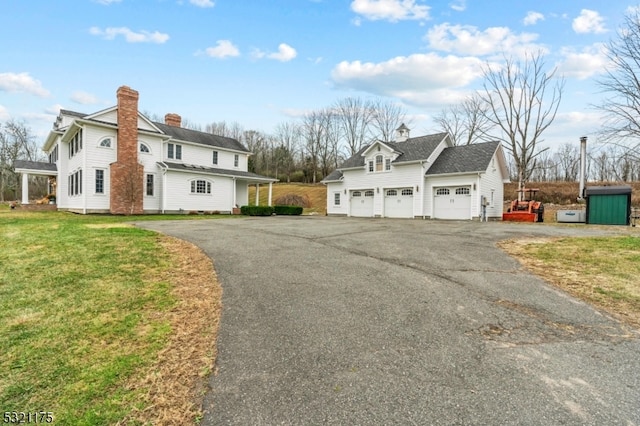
xmin=425 ymin=141 xmax=501 ymax=175
xmin=337 ymin=132 xmax=449 ymax=169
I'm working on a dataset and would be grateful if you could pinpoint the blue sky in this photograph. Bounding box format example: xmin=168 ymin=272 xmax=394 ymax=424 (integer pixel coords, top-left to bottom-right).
xmin=0 ymin=0 xmax=634 ymax=150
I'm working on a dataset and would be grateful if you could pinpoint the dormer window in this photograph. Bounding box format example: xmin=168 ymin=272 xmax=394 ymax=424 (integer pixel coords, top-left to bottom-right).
xmin=375 ymin=155 xmax=383 ymax=171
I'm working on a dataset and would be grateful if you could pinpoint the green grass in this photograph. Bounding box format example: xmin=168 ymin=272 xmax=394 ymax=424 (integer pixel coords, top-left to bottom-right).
xmin=0 ymin=210 xmax=227 ymax=424
xmin=507 ymin=235 xmax=640 ymax=327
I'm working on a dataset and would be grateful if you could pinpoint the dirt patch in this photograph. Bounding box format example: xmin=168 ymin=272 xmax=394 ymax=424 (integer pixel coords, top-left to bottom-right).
xmin=120 ymin=235 xmax=222 ymax=425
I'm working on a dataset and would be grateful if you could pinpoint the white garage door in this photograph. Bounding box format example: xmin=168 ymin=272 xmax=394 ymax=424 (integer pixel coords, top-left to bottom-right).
xmin=433 ymin=186 xmax=472 ymax=220
xmin=384 ymin=188 xmax=414 ymax=218
xmin=350 ymin=190 xmax=374 ymax=217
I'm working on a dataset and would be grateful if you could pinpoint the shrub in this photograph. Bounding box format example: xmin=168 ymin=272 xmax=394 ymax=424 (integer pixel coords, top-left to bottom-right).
xmin=240 ymin=205 xmax=274 ymax=216
xmin=274 ymin=193 xmax=311 ymax=208
xmin=274 ymin=205 xmax=303 ymax=215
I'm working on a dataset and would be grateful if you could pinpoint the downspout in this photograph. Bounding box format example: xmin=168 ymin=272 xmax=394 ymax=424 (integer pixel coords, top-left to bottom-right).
xmin=161 ymin=166 xmax=167 ymax=214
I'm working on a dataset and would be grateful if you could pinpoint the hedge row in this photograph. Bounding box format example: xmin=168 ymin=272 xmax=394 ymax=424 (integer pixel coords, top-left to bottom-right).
xmin=240 ymin=205 xmax=303 ymax=216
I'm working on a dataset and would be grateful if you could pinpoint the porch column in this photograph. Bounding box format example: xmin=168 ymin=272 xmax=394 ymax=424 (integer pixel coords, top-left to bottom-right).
xmin=255 ymin=184 xmax=260 ymax=205
xmin=268 ymin=182 xmax=273 ymax=206
xmin=21 ymin=173 xmax=29 ymax=204
xmin=232 ymin=178 xmax=237 ymax=207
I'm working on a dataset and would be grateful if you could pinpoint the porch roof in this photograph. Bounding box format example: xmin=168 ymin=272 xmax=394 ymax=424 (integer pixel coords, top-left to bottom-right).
xmin=13 ymin=160 xmax=57 ymax=176
xmin=158 ymin=161 xmax=278 ymax=183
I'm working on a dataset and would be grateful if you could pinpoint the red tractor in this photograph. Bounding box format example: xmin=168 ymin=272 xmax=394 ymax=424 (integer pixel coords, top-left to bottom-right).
xmin=502 ymin=188 xmax=544 ymax=223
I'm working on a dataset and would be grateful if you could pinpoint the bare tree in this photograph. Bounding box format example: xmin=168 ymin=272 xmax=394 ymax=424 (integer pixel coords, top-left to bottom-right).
xmin=301 ymin=111 xmax=324 ymax=183
xmin=0 ymin=120 xmax=43 ymax=201
xmin=480 ymin=51 xmax=564 ymax=198
xmin=206 ymin=121 xmax=244 ymax=141
xmin=334 ymin=97 xmax=374 ymax=155
xmin=273 ymin=121 xmax=301 ymax=182
xmin=369 ymin=99 xmax=410 ymax=142
xmin=433 ymin=94 xmax=494 ymax=145
xmin=597 ymin=8 xmax=640 ymax=159
xmin=555 ymin=143 xmax=580 ymax=182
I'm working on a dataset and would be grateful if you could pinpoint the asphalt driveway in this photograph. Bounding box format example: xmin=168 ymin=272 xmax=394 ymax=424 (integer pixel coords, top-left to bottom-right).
xmin=138 ymin=217 xmax=640 ymax=425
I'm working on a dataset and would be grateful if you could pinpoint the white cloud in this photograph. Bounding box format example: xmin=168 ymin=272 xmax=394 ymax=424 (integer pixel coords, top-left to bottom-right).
xmin=70 ymin=91 xmax=100 ymax=105
xmin=425 ymin=23 xmax=544 ymax=58
xmin=190 ymin=0 xmax=214 ymax=7
xmin=572 ymin=9 xmax=607 ymax=34
xmin=350 ymin=0 xmax=430 ymax=22
xmin=0 ymin=72 xmax=50 ymax=97
xmin=523 ymin=11 xmax=544 ymax=26
xmin=89 ymin=26 xmax=170 ymax=43
xmin=450 ymin=0 xmax=466 ymax=12
xmin=268 ymin=43 xmax=297 ymax=62
xmin=252 ymin=44 xmax=298 ymax=62
xmin=330 ymin=53 xmax=485 ymax=107
xmin=203 ymin=40 xmax=240 ymax=58
xmin=0 ymin=105 xmax=9 ymax=120
xmin=556 ymin=43 xmax=609 ymax=80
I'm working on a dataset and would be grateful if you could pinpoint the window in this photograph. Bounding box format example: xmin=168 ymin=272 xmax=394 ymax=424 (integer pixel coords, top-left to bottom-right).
xmin=95 ymin=169 xmax=104 ymax=194
xmin=69 ymin=129 xmax=83 ymax=158
xmin=364 ymin=190 xmax=374 ymax=197
xmin=48 ymin=146 xmax=59 ymax=163
xmin=436 ymin=188 xmax=450 ymax=195
xmin=334 ymin=193 xmax=340 ymax=206
xmin=375 ymin=155 xmax=383 ymax=172
xmin=68 ymin=169 xmax=82 ymax=196
xmin=352 ymin=191 xmax=362 ymax=197
xmin=456 ymin=187 xmax=470 ymax=195
xmin=385 ymin=158 xmax=391 ymax=171
xmin=168 ymin=143 xmax=182 ymax=160
xmin=234 ymin=154 xmax=239 ymax=167
xmin=140 ymin=143 xmax=150 ymax=153
xmin=99 ymin=138 xmax=112 ymax=148
xmin=368 ymin=161 xmax=374 ymax=172
xmin=401 ymin=189 xmax=413 ymax=196
xmin=190 ymin=179 xmax=212 ymax=194
xmin=386 ymin=189 xmax=398 ymax=196
xmin=146 ymin=174 xmax=154 ymax=196
xmin=212 ymin=151 xmax=218 ymax=165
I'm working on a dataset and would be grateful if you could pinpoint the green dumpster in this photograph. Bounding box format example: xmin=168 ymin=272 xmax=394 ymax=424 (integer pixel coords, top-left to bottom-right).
xmin=585 ymin=185 xmax=632 ymax=225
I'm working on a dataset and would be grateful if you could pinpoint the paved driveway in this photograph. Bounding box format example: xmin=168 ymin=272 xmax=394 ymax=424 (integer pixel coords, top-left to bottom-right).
xmin=138 ymin=217 xmax=640 ymax=425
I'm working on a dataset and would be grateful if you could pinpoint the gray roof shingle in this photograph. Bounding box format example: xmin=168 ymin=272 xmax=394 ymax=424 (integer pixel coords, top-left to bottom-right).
xmin=425 ymin=141 xmax=500 ymax=175
xmin=160 ymin=161 xmax=276 ymax=181
xmin=338 ymin=132 xmax=448 ymax=169
xmin=58 ymin=109 xmax=249 ymax=152
xmin=13 ymin=160 xmax=57 ymax=172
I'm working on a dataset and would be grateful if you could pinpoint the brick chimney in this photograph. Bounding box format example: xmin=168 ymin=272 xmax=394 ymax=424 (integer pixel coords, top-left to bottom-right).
xmin=110 ymin=86 xmax=144 ymax=215
xmin=164 ymin=113 xmax=182 ymax=127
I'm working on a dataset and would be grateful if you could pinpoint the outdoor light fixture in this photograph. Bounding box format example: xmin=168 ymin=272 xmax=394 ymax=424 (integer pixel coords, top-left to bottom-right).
xmin=416 ymin=185 xmax=419 ymax=193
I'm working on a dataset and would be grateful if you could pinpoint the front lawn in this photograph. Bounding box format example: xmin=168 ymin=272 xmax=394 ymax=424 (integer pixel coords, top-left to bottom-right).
xmin=0 ymin=210 xmax=222 ymax=424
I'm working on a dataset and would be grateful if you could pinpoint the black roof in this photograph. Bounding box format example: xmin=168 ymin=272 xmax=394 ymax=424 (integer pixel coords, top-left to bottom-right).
xmin=160 ymin=161 xmax=276 ymax=181
xmin=338 ymin=132 xmax=448 ymax=169
xmin=425 ymin=141 xmax=500 ymax=175
xmin=323 ymin=169 xmax=343 ymax=182
xmin=13 ymin=160 xmax=57 ymax=172
xmin=585 ymin=185 xmax=632 ymax=196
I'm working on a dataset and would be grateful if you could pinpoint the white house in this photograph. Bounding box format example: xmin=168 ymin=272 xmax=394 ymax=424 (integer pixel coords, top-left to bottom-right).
xmin=14 ymin=86 xmax=277 ymax=214
xmin=321 ymin=127 xmax=510 ymax=220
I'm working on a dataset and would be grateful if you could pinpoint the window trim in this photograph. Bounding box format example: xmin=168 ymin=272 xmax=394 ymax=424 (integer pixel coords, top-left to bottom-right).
xmin=189 ymin=178 xmax=213 ymax=195
xmin=375 ymin=155 xmax=383 ymax=172
xmin=212 ymin=150 xmax=218 ymax=165
xmin=168 ymin=143 xmax=182 ymax=160
xmin=334 ymin=192 xmax=341 ymax=206
xmin=145 ymin=173 xmax=155 ymax=197
xmin=99 ymin=137 xmax=112 ymax=148
xmin=139 ymin=142 xmax=151 ymax=154
xmin=95 ymin=169 xmax=105 ymax=194
xmin=234 ymin=154 xmax=239 ymax=168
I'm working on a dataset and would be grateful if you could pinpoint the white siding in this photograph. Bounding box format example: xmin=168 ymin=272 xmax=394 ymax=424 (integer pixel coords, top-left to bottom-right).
xmin=164 ymin=171 xmax=234 ymax=212
xmin=478 ymin=155 xmax=506 ymax=219
xmin=235 ymin=181 xmax=249 ymax=207
xmin=326 ymin=182 xmax=346 ymax=215
xmin=83 ymin=126 xmax=117 ymax=211
xmin=165 ymin=142 xmax=249 ymax=171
